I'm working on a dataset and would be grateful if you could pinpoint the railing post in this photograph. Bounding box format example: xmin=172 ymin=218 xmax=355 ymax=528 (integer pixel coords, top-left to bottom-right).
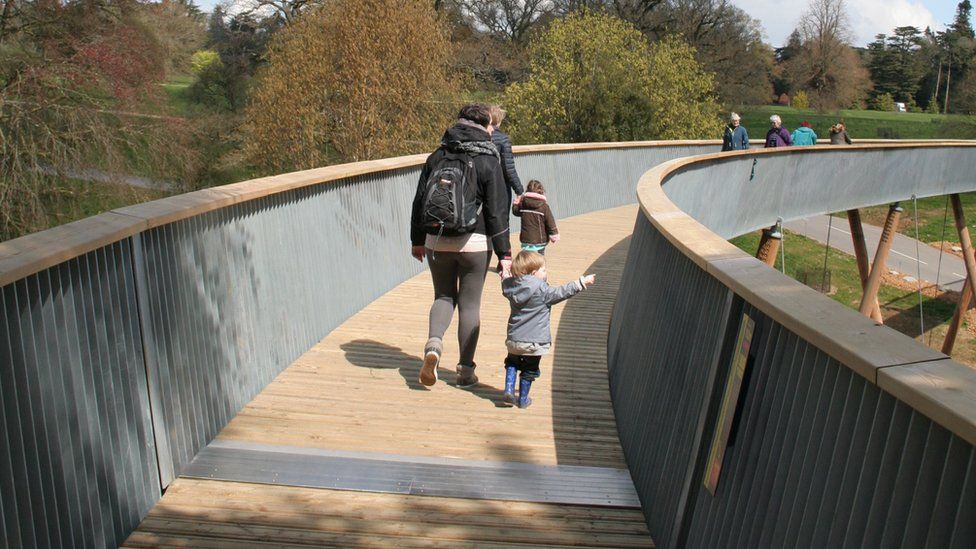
xmin=859 ymin=203 xmax=902 ymax=317
xmin=847 ymin=209 xmax=883 ymax=322
xmin=130 ymin=233 xmax=175 ymax=488
xmin=756 ymin=225 xmax=782 ymax=267
xmin=943 ymin=194 xmax=976 ymax=356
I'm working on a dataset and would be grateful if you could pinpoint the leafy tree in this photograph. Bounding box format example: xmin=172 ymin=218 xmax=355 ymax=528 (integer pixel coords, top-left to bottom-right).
xmin=243 ymin=0 xmax=460 ymax=171
xmin=137 ymin=0 xmax=207 ymax=76
xmin=781 ymin=0 xmax=870 ymax=110
xmin=793 ymin=90 xmax=809 ymax=109
xmin=870 ymin=92 xmax=895 ymax=112
xmin=504 ymin=12 xmax=720 ymax=143
xmin=0 ymin=0 xmax=191 ymax=239
xmin=553 ymin=0 xmax=774 ymax=106
xmin=867 ymin=27 xmax=924 ymax=104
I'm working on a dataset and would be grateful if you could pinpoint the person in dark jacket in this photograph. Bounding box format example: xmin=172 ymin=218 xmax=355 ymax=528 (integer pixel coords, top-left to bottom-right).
xmin=410 ymin=103 xmax=512 ymax=389
xmin=489 ymin=105 xmax=524 ymax=205
xmin=721 ymin=112 xmax=750 ymax=151
xmin=512 ymin=180 xmax=558 ymax=255
xmin=764 ymin=114 xmax=793 ymax=148
xmin=830 ymin=122 xmax=853 ymax=144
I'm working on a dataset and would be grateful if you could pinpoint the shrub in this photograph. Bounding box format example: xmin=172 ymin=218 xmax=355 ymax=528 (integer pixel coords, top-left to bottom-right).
xmin=792 ymin=90 xmax=809 ymax=109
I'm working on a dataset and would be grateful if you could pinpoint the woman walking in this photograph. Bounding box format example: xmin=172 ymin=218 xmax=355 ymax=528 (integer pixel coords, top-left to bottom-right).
xmin=410 ymin=103 xmax=512 ymax=388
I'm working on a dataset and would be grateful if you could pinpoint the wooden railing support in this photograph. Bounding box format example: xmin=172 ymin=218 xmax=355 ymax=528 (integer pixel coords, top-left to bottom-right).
xmin=756 ymin=224 xmax=782 ymax=267
xmin=859 ymin=203 xmax=902 ymax=317
xmin=847 ymin=209 xmax=883 ymax=322
xmin=943 ymin=194 xmax=976 ymax=355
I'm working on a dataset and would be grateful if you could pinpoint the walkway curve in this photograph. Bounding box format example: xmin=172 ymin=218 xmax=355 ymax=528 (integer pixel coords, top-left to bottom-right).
xmin=125 ymin=205 xmax=655 ymax=547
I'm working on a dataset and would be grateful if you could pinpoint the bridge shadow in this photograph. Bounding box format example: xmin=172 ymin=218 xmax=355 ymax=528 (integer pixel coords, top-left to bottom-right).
xmin=339 ymin=339 xmax=431 ymax=391
xmin=340 ymin=339 xmax=512 ymax=406
xmin=551 ymin=235 xmax=632 ymax=466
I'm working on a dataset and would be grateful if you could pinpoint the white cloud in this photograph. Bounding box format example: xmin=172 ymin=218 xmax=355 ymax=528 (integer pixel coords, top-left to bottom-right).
xmin=734 ymin=0 xmax=941 ymax=47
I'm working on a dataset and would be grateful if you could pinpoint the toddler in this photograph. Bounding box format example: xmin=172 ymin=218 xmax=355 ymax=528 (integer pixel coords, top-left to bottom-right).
xmin=513 ymin=180 xmax=559 ymax=255
xmin=501 ymin=251 xmax=595 ymax=408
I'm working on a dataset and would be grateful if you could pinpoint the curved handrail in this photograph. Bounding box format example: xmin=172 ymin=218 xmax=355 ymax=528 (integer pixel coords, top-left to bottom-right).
xmin=635 ymin=142 xmax=976 ymax=445
xmin=0 ymin=140 xmax=729 ymax=287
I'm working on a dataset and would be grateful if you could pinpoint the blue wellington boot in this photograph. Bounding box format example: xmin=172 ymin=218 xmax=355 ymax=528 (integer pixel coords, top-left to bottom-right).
xmin=518 ymin=376 xmax=533 ymax=409
xmin=503 ymin=366 xmax=518 ymax=406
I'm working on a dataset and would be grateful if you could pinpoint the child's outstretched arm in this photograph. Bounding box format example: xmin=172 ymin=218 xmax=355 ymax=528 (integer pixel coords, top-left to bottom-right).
xmin=541 ymin=274 xmax=596 ymax=305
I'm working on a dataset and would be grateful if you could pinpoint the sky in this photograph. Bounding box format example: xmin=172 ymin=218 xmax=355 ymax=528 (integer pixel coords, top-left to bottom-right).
xmin=194 ymin=0 xmax=965 ymax=48
xmin=735 ymin=0 xmax=962 ymax=47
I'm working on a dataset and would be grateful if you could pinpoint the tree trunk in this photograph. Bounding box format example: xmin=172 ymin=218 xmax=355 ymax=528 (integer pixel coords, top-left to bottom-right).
xmin=944 ymin=59 xmax=952 ymax=114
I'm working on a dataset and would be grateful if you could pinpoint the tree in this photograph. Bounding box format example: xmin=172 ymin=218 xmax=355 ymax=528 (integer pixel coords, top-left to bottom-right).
xmin=138 ymin=0 xmax=207 ymax=75
xmin=0 ymin=0 xmax=192 ymax=239
xmin=243 ymin=0 xmax=460 ymax=171
xmin=461 ymin=0 xmax=554 ymax=45
xmin=504 ymin=12 xmax=720 ymax=144
xmin=781 ymin=0 xmax=870 ymax=110
xmin=552 ymin=0 xmax=774 ymax=105
xmin=867 ymin=27 xmax=925 ymax=104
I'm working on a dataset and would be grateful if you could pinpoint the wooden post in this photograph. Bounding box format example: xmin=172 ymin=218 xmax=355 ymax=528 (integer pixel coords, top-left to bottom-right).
xmin=942 ymin=280 xmax=971 ymax=355
xmin=847 ymin=209 xmax=883 ymax=322
xmin=943 ymin=194 xmax=976 ymax=355
xmin=756 ymin=225 xmax=782 ymax=267
xmin=859 ymin=203 xmax=902 ymax=317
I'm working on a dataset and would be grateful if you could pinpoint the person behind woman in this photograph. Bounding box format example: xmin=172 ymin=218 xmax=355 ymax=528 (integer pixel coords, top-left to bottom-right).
xmin=410 ymin=103 xmax=512 ymax=388
xmin=830 ymin=122 xmax=853 ymax=144
xmin=791 ymin=121 xmax=818 ymax=146
xmin=721 ymin=112 xmax=750 ymax=151
xmin=764 ymin=114 xmax=793 ymax=148
xmin=489 ymin=105 xmax=524 ymax=204
xmin=513 ymin=180 xmax=558 ymax=255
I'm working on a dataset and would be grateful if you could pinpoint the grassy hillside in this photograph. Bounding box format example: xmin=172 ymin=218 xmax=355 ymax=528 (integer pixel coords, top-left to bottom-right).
xmin=734 ymin=105 xmax=976 ymax=141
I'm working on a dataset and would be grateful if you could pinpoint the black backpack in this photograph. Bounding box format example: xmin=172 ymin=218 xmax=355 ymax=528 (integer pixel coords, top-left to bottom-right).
xmin=419 ymin=150 xmax=481 ymax=236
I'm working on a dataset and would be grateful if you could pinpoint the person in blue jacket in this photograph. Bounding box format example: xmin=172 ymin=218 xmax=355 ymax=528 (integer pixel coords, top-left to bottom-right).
xmin=721 ymin=112 xmax=750 ymax=151
xmin=791 ymin=121 xmax=818 ymax=146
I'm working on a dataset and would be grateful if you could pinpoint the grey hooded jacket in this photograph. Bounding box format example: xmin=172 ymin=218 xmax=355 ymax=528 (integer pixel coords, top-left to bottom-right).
xmin=502 ymin=274 xmax=586 ymax=345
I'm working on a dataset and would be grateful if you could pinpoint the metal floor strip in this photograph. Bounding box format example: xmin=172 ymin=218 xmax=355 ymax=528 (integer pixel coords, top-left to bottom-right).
xmin=181 ymin=439 xmax=642 ymax=508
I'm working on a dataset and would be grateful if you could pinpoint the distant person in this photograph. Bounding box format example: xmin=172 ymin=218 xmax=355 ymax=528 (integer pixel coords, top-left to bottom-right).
xmin=791 ymin=121 xmax=818 ymax=146
xmin=512 ymin=180 xmax=559 ymax=255
xmin=500 ymin=251 xmax=595 ymax=408
xmin=830 ymin=122 xmax=853 ymax=144
xmin=721 ymin=112 xmax=750 ymax=151
xmin=764 ymin=114 xmax=793 ymax=148
xmin=410 ymin=103 xmax=512 ymax=388
xmin=489 ymin=105 xmax=524 ymax=205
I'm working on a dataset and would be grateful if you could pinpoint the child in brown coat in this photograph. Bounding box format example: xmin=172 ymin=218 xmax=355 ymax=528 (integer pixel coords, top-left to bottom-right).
xmin=512 ymin=180 xmax=559 ymax=255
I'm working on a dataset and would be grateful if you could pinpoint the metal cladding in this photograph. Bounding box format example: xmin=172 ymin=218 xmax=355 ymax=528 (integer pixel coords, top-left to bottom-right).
xmin=609 ymin=145 xmax=976 ymax=548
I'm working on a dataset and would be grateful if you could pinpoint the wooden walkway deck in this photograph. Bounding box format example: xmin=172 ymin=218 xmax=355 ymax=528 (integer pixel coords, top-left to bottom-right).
xmin=125 ymin=205 xmax=653 ymax=547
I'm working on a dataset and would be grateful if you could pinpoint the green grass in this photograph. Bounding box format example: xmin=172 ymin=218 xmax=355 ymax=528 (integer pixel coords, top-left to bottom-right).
xmin=729 ymin=229 xmax=976 ymax=364
xmin=735 ymin=105 xmax=976 ymax=141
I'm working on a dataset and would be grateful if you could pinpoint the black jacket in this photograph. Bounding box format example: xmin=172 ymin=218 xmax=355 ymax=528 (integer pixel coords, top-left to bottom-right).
xmin=491 ymin=129 xmax=524 ymax=196
xmin=411 ymin=123 xmax=512 ymax=258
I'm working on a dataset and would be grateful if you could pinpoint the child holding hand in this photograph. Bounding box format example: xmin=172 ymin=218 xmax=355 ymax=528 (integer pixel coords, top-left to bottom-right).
xmin=500 ymin=251 xmax=595 ymax=408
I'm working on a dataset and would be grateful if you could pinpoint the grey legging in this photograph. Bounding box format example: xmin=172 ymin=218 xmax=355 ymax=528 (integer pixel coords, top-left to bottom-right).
xmin=426 ymin=249 xmax=491 ymax=366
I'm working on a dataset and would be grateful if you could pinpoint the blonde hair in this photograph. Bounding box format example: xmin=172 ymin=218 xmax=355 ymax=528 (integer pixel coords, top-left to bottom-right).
xmin=489 ymin=105 xmax=506 ymax=127
xmin=730 ymin=112 xmax=740 ymax=122
xmin=511 ymin=251 xmax=545 ymax=278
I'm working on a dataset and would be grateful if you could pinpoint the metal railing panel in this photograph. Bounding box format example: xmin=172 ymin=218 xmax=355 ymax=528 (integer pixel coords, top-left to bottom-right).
xmin=607 ymin=215 xmax=733 ymax=549
xmin=0 ymin=242 xmax=159 ymax=548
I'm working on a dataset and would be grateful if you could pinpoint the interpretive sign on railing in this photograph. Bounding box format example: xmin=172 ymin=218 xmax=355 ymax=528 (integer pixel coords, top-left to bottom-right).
xmin=704 ymin=312 xmax=755 ymax=495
